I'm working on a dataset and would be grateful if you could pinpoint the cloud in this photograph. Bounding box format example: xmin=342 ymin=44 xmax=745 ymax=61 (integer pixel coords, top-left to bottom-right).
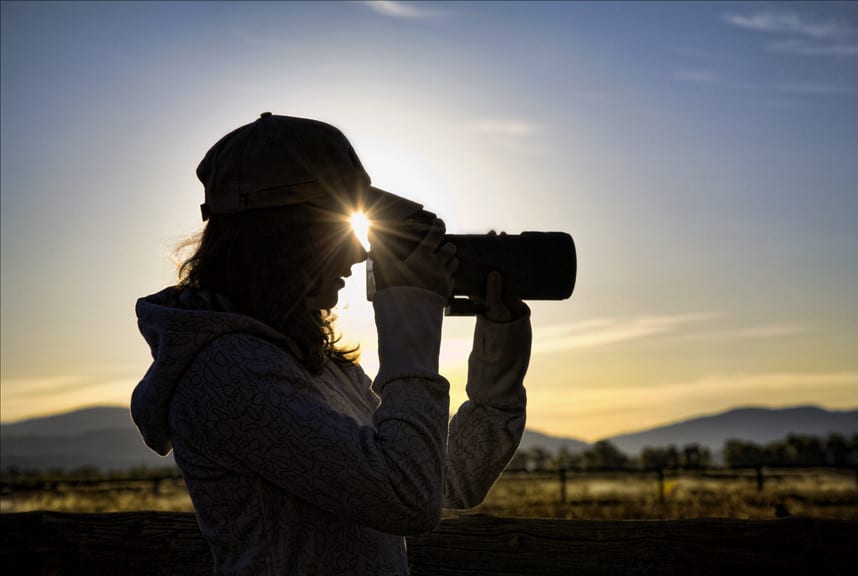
xmin=470 ymin=119 xmax=539 ymax=137
xmin=724 ymin=9 xmax=858 ymax=57
xmin=768 ymin=39 xmax=858 ymax=57
xmin=674 ymin=323 xmax=808 ymax=343
xmin=673 ymin=69 xmax=758 ymax=92
xmin=533 ymin=313 xmax=716 ymax=354
xmin=1 ymin=374 xmax=137 ymax=423
xmin=1 ymin=375 xmax=86 ymax=399
xmin=778 ymin=83 xmax=858 ymax=96
xmin=364 ymin=1 xmax=436 ymax=19
xmin=674 ymin=69 xmax=720 ymax=85
xmin=724 ymin=11 xmax=854 ymax=40
xmin=533 ymin=315 xmax=811 ymax=355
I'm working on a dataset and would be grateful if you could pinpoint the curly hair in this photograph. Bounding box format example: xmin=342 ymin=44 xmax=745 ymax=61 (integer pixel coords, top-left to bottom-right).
xmin=177 ymin=205 xmax=359 ymax=374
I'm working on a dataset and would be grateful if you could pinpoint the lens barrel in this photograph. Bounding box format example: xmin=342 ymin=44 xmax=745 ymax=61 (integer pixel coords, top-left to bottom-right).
xmin=367 ymin=229 xmax=576 ymax=309
xmin=446 ymin=231 xmax=576 ymax=301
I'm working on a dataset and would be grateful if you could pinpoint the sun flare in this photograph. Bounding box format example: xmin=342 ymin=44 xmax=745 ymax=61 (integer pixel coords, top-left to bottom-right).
xmin=350 ymin=212 xmax=371 ymax=251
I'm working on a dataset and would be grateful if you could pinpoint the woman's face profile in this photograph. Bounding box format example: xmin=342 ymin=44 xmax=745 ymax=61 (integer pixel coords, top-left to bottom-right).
xmin=304 ymin=219 xmax=367 ymax=311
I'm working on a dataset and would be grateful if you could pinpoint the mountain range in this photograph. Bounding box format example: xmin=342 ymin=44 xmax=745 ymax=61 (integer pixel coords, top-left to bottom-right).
xmin=601 ymin=405 xmax=858 ymax=455
xmin=2 ymin=405 xmax=856 ymax=471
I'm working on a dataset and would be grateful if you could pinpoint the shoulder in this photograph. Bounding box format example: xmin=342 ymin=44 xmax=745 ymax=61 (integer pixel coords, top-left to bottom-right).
xmin=171 ymin=332 xmax=327 ymax=431
xmin=191 ymin=332 xmax=311 ymax=385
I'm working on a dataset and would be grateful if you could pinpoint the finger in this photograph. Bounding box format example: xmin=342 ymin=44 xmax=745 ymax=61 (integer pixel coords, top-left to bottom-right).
xmin=444 ymin=276 xmax=455 ymax=298
xmin=416 ymin=219 xmax=446 ymax=253
xmin=438 ymin=242 xmax=457 ymax=260
xmin=484 ymin=271 xmax=511 ymax=322
xmin=445 ymin=255 xmax=459 ymax=275
xmin=486 ymin=271 xmax=503 ymax=307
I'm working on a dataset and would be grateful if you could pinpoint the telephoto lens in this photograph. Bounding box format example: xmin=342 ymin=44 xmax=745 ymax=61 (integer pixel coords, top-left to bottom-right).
xmin=364 ymin=192 xmax=576 ymax=316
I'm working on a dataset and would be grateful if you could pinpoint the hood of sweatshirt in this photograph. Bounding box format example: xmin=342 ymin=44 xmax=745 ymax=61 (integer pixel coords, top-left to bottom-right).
xmin=131 ymin=287 xmax=287 ymax=455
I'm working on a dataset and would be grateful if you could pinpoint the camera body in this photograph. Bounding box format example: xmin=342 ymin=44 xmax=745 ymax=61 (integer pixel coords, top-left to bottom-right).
xmin=365 ymin=203 xmax=576 ymax=316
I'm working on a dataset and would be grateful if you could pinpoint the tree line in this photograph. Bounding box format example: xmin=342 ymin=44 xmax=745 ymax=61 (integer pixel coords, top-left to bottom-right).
xmin=508 ymin=433 xmax=858 ymax=472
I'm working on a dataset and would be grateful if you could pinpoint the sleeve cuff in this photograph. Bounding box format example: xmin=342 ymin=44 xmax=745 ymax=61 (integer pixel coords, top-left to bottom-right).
xmin=465 ymin=311 xmax=532 ymax=406
xmin=373 ymin=286 xmax=446 ymax=387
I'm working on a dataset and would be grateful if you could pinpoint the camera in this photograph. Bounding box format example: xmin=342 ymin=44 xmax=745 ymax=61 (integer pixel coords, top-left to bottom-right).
xmin=364 ymin=192 xmax=576 ymax=316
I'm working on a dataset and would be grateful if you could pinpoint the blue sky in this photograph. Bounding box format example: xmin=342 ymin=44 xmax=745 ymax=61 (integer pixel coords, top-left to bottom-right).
xmin=2 ymin=1 xmax=857 ymax=439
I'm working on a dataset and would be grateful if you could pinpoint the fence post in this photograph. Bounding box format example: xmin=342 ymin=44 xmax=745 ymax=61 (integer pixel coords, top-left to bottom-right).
xmin=755 ymin=466 xmax=764 ymax=492
xmin=657 ymin=468 xmax=665 ymax=503
xmin=559 ymin=468 xmax=567 ymax=503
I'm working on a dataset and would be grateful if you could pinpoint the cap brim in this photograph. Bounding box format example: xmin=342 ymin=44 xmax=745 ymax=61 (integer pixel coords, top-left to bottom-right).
xmin=363 ymin=187 xmax=426 ymax=220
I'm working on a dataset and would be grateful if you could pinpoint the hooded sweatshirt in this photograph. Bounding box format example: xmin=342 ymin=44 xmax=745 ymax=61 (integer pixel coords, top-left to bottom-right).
xmin=131 ymin=285 xmax=530 ymax=575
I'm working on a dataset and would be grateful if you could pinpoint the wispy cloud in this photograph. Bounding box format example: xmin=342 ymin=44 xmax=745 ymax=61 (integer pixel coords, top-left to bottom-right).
xmin=724 ymin=9 xmax=858 ymax=57
xmin=364 ymin=1 xmax=436 ymax=19
xmin=724 ymin=11 xmax=854 ymax=40
xmin=734 ymin=324 xmax=806 ymax=338
xmin=767 ymin=38 xmax=858 ymax=57
xmin=674 ymin=69 xmax=720 ymax=85
xmin=1 ymin=374 xmax=137 ymax=423
xmin=674 ymin=323 xmax=808 ymax=343
xmin=778 ymin=83 xmax=858 ymax=96
xmin=470 ymin=119 xmax=540 ymax=137
xmin=673 ymin=69 xmax=759 ymax=92
xmin=533 ymin=313 xmax=715 ymax=354
xmin=532 ymin=315 xmax=811 ymax=355
xmin=674 ymin=71 xmax=856 ymax=104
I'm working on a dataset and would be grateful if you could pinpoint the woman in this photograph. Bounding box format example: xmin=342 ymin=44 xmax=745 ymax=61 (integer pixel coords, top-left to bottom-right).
xmin=131 ymin=114 xmax=531 ymax=575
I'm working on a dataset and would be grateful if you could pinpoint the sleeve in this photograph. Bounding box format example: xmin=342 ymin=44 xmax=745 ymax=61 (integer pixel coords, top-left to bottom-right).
xmin=443 ymin=310 xmax=532 ymax=510
xmin=176 ymin=286 xmax=451 ymax=536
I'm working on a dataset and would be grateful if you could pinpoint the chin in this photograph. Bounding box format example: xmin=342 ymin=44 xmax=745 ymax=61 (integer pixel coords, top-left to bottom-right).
xmin=306 ymin=293 xmax=339 ymax=311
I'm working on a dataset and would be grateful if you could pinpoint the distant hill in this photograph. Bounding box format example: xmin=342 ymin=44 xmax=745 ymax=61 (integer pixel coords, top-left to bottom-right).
xmin=603 ymin=405 xmax=858 ymax=456
xmin=1 ymin=406 xmax=174 ymax=471
xmin=519 ymin=429 xmax=589 ymax=454
xmin=1 ymin=406 xmax=135 ymax=437
xmin=1 ymin=428 xmax=174 ymax=470
xmin=2 ymin=404 xmax=856 ymax=471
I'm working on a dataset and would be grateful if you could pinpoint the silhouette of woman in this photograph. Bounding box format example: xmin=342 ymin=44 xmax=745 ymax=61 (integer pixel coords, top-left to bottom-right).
xmin=131 ymin=113 xmax=531 ymax=575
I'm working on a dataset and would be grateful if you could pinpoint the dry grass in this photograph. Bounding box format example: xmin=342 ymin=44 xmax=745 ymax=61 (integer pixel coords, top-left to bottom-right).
xmin=453 ymin=468 xmax=858 ymax=521
xmin=2 ymin=468 xmax=856 ymax=520
xmin=0 ymin=476 xmax=193 ymax=514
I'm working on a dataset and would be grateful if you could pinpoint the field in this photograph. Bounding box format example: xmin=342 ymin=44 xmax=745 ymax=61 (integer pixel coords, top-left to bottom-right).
xmin=461 ymin=468 xmax=858 ymax=521
xmin=2 ymin=467 xmax=856 ymax=520
xmin=0 ymin=470 xmax=192 ymax=514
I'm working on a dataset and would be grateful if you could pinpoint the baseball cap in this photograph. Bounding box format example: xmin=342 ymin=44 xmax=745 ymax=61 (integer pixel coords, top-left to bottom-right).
xmin=196 ymin=113 xmax=423 ymax=221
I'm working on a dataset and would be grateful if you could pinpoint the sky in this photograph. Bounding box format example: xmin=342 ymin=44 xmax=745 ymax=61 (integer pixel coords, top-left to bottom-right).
xmin=2 ymin=1 xmax=857 ymax=441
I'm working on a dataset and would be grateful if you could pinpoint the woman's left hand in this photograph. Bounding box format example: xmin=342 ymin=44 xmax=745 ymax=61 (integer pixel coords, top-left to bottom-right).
xmin=482 ymin=270 xmax=528 ymax=322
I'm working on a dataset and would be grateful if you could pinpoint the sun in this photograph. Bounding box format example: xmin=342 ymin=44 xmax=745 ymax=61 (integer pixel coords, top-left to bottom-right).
xmin=350 ymin=212 xmax=371 ymax=251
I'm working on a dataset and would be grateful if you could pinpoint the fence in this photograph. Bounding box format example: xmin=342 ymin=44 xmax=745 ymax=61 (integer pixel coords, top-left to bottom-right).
xmin=4 ymin=467 xmax=857 ymax=521
xmin=504 ymin=466 xmax=858 ymax=503
xmin=1 ymin=511 xmax=856 ymax=575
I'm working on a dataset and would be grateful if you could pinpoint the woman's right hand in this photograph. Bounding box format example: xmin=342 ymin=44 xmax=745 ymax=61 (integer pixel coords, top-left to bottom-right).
xmin=370 ymin=219 xmax=458 ymax=300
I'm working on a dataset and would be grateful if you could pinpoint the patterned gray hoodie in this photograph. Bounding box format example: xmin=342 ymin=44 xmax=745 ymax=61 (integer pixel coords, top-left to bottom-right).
xmin=131 ymin=285 xmax=530 ymax=575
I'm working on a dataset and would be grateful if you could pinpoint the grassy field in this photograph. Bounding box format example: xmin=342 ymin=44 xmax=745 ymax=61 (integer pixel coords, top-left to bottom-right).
xmin=460 ymin=468 xmax=858 ymax=521
xmin=0 ymin=471 xmax=192 ymax=514
xmin=2 ymin=468 xmax=856 ymax=520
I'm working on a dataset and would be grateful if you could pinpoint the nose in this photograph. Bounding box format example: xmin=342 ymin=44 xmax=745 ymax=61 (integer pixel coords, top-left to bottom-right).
xmin=347 ymin=234 xmax=368 ymax=265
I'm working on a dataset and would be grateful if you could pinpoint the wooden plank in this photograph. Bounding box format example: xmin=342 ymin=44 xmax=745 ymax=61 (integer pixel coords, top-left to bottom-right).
xmin=1 ymin=512 xmax=209 ymax=576
xmin=1 ymin=512 xmax=856 ymax=575
xmin=408 ymin=515 xmax=858 ymax=575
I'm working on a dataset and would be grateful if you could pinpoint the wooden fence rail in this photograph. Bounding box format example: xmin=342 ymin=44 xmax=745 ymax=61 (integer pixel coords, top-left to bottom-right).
xmin=1 ymin=511 xmax=856 ymax=575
